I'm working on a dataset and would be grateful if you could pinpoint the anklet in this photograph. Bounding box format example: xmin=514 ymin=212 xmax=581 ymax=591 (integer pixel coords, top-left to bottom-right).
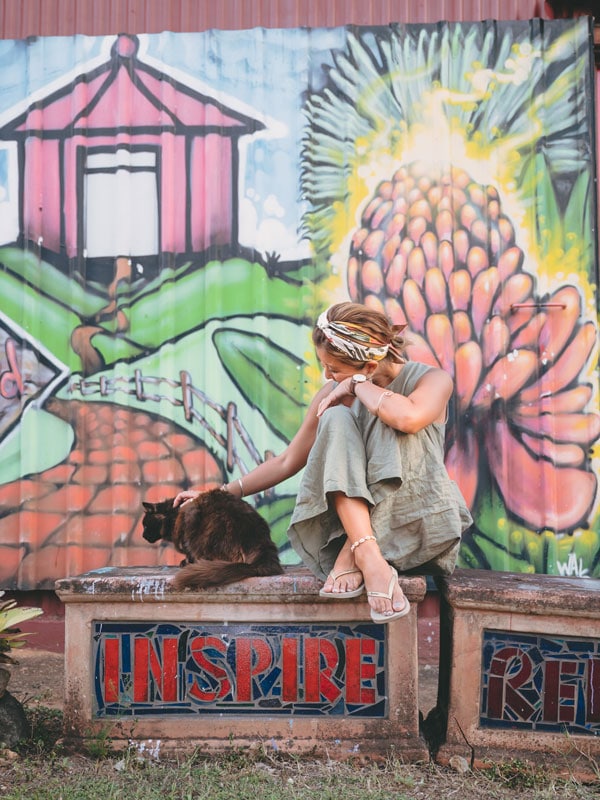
xmin=350 ymin=535 xmax=377 ymax=553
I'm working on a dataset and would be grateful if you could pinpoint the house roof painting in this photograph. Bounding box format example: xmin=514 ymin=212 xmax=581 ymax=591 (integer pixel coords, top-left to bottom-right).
xmin=3 ymin=33 xmax=264 ymax=137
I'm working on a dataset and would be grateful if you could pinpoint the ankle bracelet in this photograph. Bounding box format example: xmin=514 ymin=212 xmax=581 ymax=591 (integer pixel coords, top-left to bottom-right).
xmin=350 ymin=535 xmax=377 ymax=553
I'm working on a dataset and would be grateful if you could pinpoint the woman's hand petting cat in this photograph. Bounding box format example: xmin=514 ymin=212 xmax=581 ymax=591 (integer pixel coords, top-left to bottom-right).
xmin=173 ymin=489 xmax=200 ymax=507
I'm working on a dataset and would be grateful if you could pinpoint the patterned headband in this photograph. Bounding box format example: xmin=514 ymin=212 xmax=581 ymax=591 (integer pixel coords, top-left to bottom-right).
xmin=316 ymin=310 xmax=390 ymax=362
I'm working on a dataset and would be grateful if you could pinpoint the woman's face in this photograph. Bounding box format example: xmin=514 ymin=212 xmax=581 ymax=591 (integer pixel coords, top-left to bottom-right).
xmin=315 ymin=346 xmax=369 ymax=383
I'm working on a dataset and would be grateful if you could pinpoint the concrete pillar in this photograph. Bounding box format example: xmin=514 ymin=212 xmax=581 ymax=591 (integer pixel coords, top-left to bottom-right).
xmin=56 ymin=566 xmax=428 ymax=760
xmin=431 ymin=568 xmax=600 ymax=773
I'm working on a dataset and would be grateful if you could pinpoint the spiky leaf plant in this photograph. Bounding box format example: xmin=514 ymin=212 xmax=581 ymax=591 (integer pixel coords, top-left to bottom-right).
xmin=0 ymin=591 xmax=43 ymax=664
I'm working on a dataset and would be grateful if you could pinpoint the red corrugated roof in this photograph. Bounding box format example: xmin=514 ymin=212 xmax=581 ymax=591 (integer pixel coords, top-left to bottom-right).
xmin=5 ymin=34 xmax=259 ymax=134
xmin=0 ymin=0 xmax=555 ymax=39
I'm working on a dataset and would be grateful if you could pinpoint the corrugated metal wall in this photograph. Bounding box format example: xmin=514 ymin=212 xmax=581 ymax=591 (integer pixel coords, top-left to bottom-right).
xmin=0 ymin=2 xmax=598 ymax=598
xmin=0 ymin=0 xmax=553 ymax=38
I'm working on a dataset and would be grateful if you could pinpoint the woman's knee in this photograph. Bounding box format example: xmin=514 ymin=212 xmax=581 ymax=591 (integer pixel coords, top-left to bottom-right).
xmin=317 ymin=405 xmax=358 ymax=436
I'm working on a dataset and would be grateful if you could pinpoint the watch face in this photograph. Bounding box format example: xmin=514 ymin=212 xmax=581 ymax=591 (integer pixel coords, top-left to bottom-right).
xmin=350 ymin=374 xmax=367 ymax=394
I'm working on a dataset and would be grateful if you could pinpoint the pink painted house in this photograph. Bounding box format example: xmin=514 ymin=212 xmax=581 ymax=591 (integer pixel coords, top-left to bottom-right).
xmin=0 ymin=34 xmax=264 ymax=280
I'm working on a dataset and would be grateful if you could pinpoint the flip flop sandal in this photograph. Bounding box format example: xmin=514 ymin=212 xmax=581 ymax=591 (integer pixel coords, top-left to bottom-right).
xmin=368 ymin=566 xmax=410 ymax=623
xmin=319 ymin=568 xmax=365 ymax=598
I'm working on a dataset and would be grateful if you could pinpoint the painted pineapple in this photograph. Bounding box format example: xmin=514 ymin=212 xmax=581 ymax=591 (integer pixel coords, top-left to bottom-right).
xmin=347 ymin=161 xmax=522 ymax=326
xmin=301 ymin=21 xmax=600 ymax=574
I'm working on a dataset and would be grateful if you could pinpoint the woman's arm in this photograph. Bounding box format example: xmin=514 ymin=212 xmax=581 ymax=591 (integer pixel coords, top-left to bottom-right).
xmin=317 ymin=367 xmax=453 ymax=434
xmin=354 ymin=368 xmax=453 ymax=433
xmin=174 ymin=382 xmax=334 ymax=505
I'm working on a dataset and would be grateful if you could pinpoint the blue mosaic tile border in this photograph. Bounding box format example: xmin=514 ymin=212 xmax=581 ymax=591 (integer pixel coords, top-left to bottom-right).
xmin=481 ymin=629 xmax=600 ymax=735
xmin=93 ymin=621 xmax=387 ymax=718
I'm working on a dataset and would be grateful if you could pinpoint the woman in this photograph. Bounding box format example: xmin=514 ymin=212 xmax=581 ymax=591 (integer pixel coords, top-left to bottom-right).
xmin=175 ymin=302 xmax=472 ymax=623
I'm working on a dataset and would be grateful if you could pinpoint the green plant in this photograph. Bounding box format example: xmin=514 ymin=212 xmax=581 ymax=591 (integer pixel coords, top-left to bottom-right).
xmin=84 ymin=724 xmax=115 ymax=760
xmin=0 ymin=590 xmax=43 ymax=663
xmin=485 ymin=757 xmax=550 ymax=790
xmin=17 ymin=705 xmax=64 ymax=756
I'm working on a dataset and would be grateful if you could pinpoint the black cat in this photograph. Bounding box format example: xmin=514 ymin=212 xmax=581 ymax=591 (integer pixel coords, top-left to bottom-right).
xmin=142 ymin=488 xmax=283 ymax=590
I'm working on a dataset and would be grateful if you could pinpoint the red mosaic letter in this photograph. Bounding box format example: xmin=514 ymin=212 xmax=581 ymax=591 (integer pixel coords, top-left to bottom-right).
xmin=345 ymin=637 xmax=376 ymax=705
xmin=543 ymin=659 xmax=578 ymax=723
xmin=103 ymin=637 xmax=120 ymax=703
xmin=133 ymin=636 xmax=178 ymax=703
xmin=486 ymin=646 xmax=535 ymax=721
xmin=235 ymin=637 xmax=274 ymax=702
xmin=304 ymin=638 xmax=342 ymax=703
xmin=282 ymin=637 xmax=299 ymax=702
xmin=188 ymin=635 xmax=231 ymax=702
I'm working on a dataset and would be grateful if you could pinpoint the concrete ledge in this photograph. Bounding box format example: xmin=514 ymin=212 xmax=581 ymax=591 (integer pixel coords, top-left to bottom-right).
xmin=56 ymin=566 xmax=428 ymax=760
xmin=431 ymin=569 xmax=600 ymax=772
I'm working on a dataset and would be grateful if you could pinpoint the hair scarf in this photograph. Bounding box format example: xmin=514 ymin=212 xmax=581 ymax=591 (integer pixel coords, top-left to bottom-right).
xmin=316 ymin=310 xmax=391 ymax=362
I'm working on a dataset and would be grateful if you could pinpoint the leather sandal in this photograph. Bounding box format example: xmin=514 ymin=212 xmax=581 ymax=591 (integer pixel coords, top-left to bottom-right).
xmin=368 ymin=566 xmax=410 ymax=623
xmin=319 ymin=568 xmax=365 ymax=598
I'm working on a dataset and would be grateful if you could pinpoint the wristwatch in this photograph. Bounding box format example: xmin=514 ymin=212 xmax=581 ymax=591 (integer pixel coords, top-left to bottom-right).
xmin=350 ymin=373 xmax=368 ymax=395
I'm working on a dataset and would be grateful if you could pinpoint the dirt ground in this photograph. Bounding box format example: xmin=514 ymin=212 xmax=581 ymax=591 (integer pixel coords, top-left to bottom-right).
xmin=7 ymin=648 xmax=65 ymax=710
xmin=7 ymin=647 xmax=441 ymax=716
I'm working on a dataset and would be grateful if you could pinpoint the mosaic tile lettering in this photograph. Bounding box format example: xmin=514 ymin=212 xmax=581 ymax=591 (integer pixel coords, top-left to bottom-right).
xmin=481 ymin=629 xmax=600 ymax=734
xmin=93 ymin=621 xmax=386 ymax=717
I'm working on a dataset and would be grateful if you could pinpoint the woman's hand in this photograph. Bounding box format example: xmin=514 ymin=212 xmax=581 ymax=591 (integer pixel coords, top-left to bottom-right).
xmin=316 ymin=377 xmax=354 ymax=417
xmin=173 ymin=489 xmax=200 ymax=507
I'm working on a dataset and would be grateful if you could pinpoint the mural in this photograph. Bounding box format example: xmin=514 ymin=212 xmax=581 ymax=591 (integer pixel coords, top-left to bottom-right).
xmin=0 ymin=19 xmax=598 ymax=589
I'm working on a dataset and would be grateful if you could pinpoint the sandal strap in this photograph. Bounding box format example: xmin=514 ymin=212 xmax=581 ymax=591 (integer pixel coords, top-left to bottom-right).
xmin=366 ymin=567 xmax=398 ymax=602
xmin=330 ymin=568 xmax=362 ymax=581
xmin=367 ymin=590 xmax=390 ymax=600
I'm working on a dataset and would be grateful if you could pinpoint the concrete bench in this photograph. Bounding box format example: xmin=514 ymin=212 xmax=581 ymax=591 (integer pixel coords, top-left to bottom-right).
xmin=55 ymin=566 xmax=428 ymax=760
xmin=429 ymin=568 xmax=600 ymax=773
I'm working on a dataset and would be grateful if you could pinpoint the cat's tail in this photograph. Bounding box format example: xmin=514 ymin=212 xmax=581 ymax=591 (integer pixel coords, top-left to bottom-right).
xmin=171 ymin=555 xmax=284 ymax=591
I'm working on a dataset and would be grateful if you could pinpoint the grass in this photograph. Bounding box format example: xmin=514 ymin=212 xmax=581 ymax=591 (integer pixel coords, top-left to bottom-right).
xmin=1 ymin=706 xmax=600 ymax=800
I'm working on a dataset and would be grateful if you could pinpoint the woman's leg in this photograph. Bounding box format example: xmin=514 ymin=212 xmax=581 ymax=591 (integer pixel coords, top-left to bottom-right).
xmin=320 ymin=537 xmax=363 ymax=593
xmin=329 ymin=492 xmax=407 ymax=616
xmin=298 ymin=405 xmax=368 ymax=592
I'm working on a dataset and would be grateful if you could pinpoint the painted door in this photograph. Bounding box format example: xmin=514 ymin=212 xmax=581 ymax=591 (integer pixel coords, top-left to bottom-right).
xmin=84 ymin=148 xmax=159 ymax=257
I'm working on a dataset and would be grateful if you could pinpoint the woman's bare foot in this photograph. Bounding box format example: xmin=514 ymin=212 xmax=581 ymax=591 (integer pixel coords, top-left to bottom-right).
xmin=321 ymin=540 xmax=364 ymax=594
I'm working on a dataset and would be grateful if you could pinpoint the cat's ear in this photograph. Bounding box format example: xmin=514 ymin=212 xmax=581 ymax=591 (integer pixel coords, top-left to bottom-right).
xmin=142 ymin=501 xmax=153 ymax=511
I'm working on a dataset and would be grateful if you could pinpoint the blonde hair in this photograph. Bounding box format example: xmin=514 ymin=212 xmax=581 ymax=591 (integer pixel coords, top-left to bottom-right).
xmin=312 ymin=302 xmax=406 ymax=366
